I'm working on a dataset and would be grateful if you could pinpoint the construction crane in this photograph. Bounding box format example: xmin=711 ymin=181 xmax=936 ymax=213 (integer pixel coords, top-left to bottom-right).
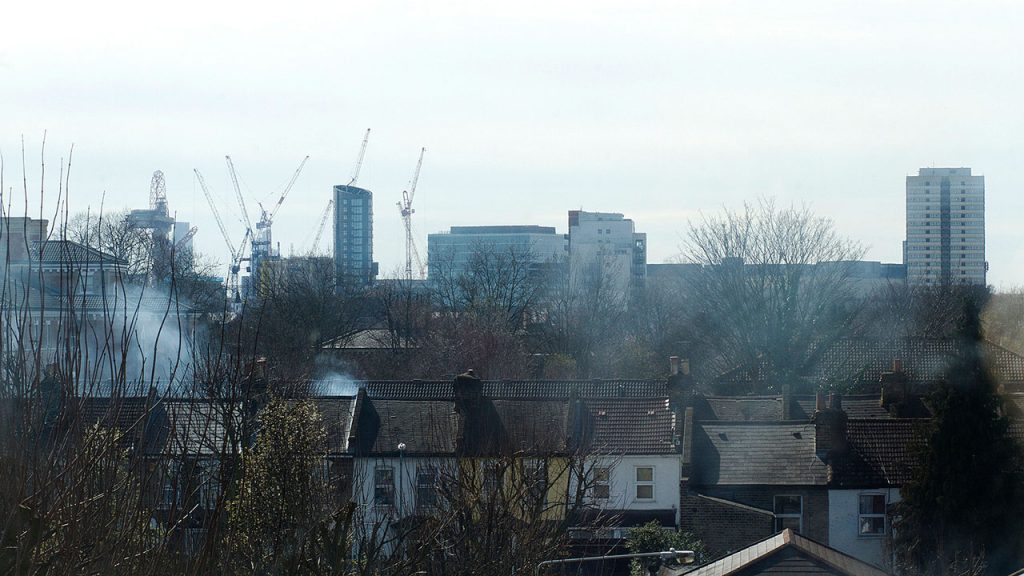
xmin=174 ymin=226 xmax=198 ymax=248
xmin=306 ymin=129 xmax=370 ymax=256
xmin=349 ymin=128 xmax=370 ymax=186
xmin=308 ymin=199 xmax=334 ymax=255
xmin=225 ymin=156 xmax=253 ymax=235
xmin=397 ymin=148 xmax=426 ymax=280
xmin=195 ymin=169 xmax=247 ymax=298
xmin=250 ymin=156 xmax=309 ymax=280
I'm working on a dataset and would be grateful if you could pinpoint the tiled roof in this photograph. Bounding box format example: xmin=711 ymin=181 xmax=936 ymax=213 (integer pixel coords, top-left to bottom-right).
xmin=696 ymin=394 xmax=927 ymax=422
xmin=830 ymin=420 xmax=924 ymax=487
xmin=586 ymin=397 xmax=677 ymax=455
xmin=677 ymin=529 xmax=889 ymax=576
xmin=361 ymin=379 xmax=667 ymax=400
xmin=693 ymin=422 xmax=827 ymax=486
xmin=356 ymin=399 xmax=459 ymax=455
xmin=714 ymin=338 xmax=1024 ymax=391
xmin=792 ymin=395 xmax=930 ymax=420
xmin=31 ymin=240 xmax=127 ymax=267
xmin=310 ymin=397 xmax=357 ymax=454
xmin=159 ymin=400 xmax=239 ymax=456
xmin=464 ymin=399 xmax=570 ymax=455
xmin=697 ymin=397 xmax=784 ymax=422
xmin=815 ymin=339 xmax=1024 ymax=390
xmin=356 ymin=388 xmax=678 ymax=457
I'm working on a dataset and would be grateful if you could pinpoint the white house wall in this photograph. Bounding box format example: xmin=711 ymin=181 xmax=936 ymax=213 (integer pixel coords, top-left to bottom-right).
xmin=827 ymin=488 xmax=902 ymax=570
xmin=577 ymin=455 xmax=682 ymax=525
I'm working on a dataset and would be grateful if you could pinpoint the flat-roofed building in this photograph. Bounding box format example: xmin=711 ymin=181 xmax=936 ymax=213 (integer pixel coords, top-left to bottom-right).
xmin=905 ymin=167 xmax=986 ymax=285
xmin=426 ymin=225 xmax=567 ymax=281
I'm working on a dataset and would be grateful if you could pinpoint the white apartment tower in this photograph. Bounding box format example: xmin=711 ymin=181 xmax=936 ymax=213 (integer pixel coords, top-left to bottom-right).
xmin=568 ymin=210 xmax=647 ymax=304
xmin=905 ymin=167 xmax=986 ymax=286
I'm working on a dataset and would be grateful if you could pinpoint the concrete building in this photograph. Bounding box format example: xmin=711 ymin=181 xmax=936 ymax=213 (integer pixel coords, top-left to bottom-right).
xmin=334 ymin=185 xmax=377 ymax=287
xmin=905 ymin=167 xmax=986 ymax=286
xmin=426 ymin=225 xmax=567 ymax=281
xmin=567 ymin=210 xmax=646 ymax=302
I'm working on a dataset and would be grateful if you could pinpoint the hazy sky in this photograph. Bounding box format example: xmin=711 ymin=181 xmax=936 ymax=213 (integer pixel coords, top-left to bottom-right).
xmin=3 ymin=0 xmax=1022 ymax=288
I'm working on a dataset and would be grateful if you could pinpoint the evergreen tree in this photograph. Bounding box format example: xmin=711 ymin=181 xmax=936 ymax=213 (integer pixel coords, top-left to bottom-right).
xmin=893 ymin=292 xmax=1023 ymax=575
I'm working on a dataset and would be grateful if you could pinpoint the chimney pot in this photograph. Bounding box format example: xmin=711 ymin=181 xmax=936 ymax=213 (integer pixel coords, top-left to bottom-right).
xmin=669 ymin=356 xmax=680 ymax=376
xmin=829 ymin=392 xmax=842 ymax=412
xmin=682 ymin=359 xmax=691 ymax=376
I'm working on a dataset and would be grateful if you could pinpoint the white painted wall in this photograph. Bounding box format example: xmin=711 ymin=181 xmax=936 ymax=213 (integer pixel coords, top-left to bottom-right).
xmin=580 ymin=455 xmax=682 ymax=524
xmin=353 ymin=456 xmax=457 ymax=527
xmin=827 ymin=488 xmax=902 ymax=570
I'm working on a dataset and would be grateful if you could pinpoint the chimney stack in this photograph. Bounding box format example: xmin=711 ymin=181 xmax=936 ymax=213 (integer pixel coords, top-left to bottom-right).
xmin=454 ymin=370 xmax=483 ymax=411
xmin=880 ymin=359 xmax=909 ymax=414
xmin=814 ymin=390 xmax=847 ymax=459
xmin=669 ymin=356 xmax=680 ymax=376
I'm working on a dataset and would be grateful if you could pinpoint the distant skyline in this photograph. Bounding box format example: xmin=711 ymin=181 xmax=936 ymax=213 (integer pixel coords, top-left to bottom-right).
xmin=3 ymin=1 xmax=1022 ymax=288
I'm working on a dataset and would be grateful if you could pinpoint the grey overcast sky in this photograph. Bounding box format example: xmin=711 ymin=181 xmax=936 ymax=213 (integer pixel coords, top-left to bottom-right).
xmin=2 ymin=0 xmax=1022 ymax=288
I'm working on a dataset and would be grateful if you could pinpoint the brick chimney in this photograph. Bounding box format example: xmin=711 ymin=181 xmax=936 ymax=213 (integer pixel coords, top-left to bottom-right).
xmin=880 ymin=358 xmax=908 ymax=414
xmin=813 ymin=391 xmax=847 ymax=460
xmin=2 ymin=217 xmax=48 ymax=261
xmin=667 ymin=356 xmax=694 ymax=411
xmin=453 ymin=369 xmax=482 ymax=411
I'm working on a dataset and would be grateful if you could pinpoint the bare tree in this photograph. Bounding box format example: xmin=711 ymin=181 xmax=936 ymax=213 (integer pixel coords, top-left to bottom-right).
xmin=678 ymin=198 xmax=865 ymax=393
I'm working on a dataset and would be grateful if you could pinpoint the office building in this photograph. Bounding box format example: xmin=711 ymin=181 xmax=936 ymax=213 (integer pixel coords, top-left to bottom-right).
xmin=334 ymin=185 xmax=377 ymax=287
xmin=905 ymin=167 xmax=986 ymax=285
xmin=568 ymin=210 xmax=647 ymax=303
xmin=427 ymin=225 xmax=567 ymax=281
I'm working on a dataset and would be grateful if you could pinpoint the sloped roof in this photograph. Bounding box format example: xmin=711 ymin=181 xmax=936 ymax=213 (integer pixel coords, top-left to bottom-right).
xmin=361 ymin=379 xmax=667 ymax=400
xmin=693 ymin=422 xmax=827 ymax=486
xmin=829 ymin=419 xmax=924 ymax=487
xmin=356 ymin=399 xmax=459 ymax=455
xmin=311 ymin=397 xmax=357 ymax=455
xmin=812 ymin=339 xmax=1024 ymax=389
xmin=32 ymin=240 xmax=127 ymax=267
xmin=356 ymin=380 xmax=678 ymax=457
xmin=677 ymin=529 xmax=890 ymax=576
xmin=713 ymin=338 xmax=1024 ymax=391
xmin=697 ymin=397 xmax=784 ymax=422
xmin=159 ymin=400 xmax=240 ymax=456
xmin=586 ymin=397 xmax=677 ymax=454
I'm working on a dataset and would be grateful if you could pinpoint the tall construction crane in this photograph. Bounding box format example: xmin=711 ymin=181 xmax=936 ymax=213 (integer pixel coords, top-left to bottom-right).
xmin=349 ymin=128 xmax=370 ymax=186
xmin=174 ymin=226 xmax=198 ymax=248
xmin=195 ymin=169 xmax=248 ymax=299
xmin=251 ymin=156 xmax=309 ymax=277
xmin=308 ymin=199 xmax=334 ymax=255
xmin=225 ymin=156 xmax=254 ymax=236
xmin=306 ymin=129 xmax=370 ymax=256
xmin=397 ymin=148 xmax=426 ymax=280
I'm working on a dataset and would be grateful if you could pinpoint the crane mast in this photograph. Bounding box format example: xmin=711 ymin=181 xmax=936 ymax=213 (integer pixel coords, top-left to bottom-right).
xmin=398 ymin=148 xmax=426 ymax=280
xmin=309 ymin=198 xmax=334 ymax=255
xmin=349 ymin=128 xmax=370 ymax=186
xmin=225 ymin=156 xmax=253 ymax=234
xmin=195 ymin=168 xmax=245 ymax=297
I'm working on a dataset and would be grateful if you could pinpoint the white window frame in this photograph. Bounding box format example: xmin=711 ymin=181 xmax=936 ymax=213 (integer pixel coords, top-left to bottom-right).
xmin=592 ymin=466 xmax=611 ymax=501
xmin=858 ymin=493 xmax=887 ymax=537
xmin=415 ymin=465 xmax=438 ymax=511
xmin=634 ymin=466 xmax=655 ymax=501
xmin=525 ymin=459 xmax=548 ymax=509
xmin=774 ymin=494 xmax=803 ymax=533
xmin=374 ymin=466 xmax=395 ymax=507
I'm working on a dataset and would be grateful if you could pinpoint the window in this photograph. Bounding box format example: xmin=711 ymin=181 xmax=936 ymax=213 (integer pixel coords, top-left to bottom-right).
xmin=374 ymin=466 xmax=395 ymax=506
xmin=774 ymin=495 xmax=802 ymax=532
xmin=635 ymin=466 xmax=654 ymax=500
xmin=416 ymin=466 xmax=437 ymax=509
xmin=859 ymin=494 xmax=886 ymax=536
xmin=526 ymin=460 xmax=548 ymax=509
xmin=483 ymin=462 xmax=503 ymax=500
xmin=592 ymin=467 xmax=610 ymax=500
